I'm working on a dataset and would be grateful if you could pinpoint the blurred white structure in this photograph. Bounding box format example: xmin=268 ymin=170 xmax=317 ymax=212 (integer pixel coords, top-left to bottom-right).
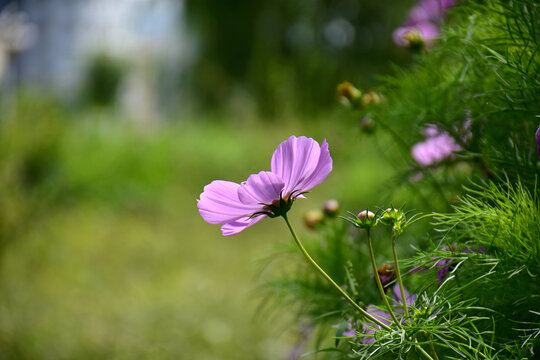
xmin=0 ymin=4 xmax=36 ymax=82
xmin=4 ymin=0 xmax=193 ymax=120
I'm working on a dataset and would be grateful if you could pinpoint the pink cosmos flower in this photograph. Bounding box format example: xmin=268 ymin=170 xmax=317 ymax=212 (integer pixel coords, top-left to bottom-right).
xmin=197 ymin=136 xmax=332 ymax=236
xmin=393 ymin=22 xmax=440 ymax=48
xmin=411 ymin=124 xmax=464 ymax=166
xmin=411 ymin=132 xmax=462 ymax=166
xmin=393 ymin=0 xmax=457 ymax=48
xmin=405 ymin=0 xmax=457 ymax=26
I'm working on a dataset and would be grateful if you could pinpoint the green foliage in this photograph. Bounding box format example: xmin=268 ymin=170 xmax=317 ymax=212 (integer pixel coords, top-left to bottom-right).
xmin=365 ymin=0 xmax=540 ymax=200
xmin=80 ymin=54 xmax=125 ymax=107
xmin=262 ymin=0 xmax=540 ymax=358
xmin=0 ymin=102 xmax=318 ymax=359
xmin=0 ymin=97 xmax=66 ymax=249
xmin=185 ymin=0 xmax=412 ymax=115
xmin=436 ymin=179 xmax=539 ymax=269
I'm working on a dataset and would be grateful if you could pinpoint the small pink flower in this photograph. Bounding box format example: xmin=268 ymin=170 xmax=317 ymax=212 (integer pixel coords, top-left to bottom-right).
xmin=405 ymin=0 xmax=457 ymax=26
xmin=393 ymin=0 xmax=457 ymax=48
xmin=393 ymin=22 xmax=440 ymax=48
xmin=411 ymin=124 xmax=464 ymax=166
xmin=411 ymin=132 xmax=462 ymax=166
xmin=197 ymin=136 xmax=332 ymax=236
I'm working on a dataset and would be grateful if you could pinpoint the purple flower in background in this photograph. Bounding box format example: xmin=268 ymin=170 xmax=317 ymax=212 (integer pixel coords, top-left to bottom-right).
xmin=411 ymin=125 xmax=462 ymax=166
xmin=412 ymin=244 xmax=486 ymax=282
xmin=432 ymin=244 xmax=458 ymax=281
xmin=345 ymin=284 xmax=416 ymax=345
xmin=436 ymin=246 xmax=486 ymax=281
xmin=406 ymin=0 xmax=457 ymax=25
xmin=197 ymin=136 xmax=332 ymax=236
xmin=391 ymin=283 xmax=417 ymax=311
xmin=360 ymin=305 xmax=394 ymax=344
xmin=393 ymin=0 xmax=457 ymax=49
xmin=536 ymin=125 xmax=540 ymax=159
xmin=393 ymin=22 xmax=440 ymax=48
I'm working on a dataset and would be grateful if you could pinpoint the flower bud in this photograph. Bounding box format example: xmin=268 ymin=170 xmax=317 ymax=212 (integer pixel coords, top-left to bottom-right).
xmin=380 ymin=207 xmax=406 ymax=234
xmin=343 ymin=209 xmax=377 ymax=230
xmin=385 ymin=207 xmax=401 ymax=218
xmin=337 ymin=81 xmax=362 ymax=106
xmin=322 ymin=199 xmax=339 ymax=217
xmin=361 ymin=91 xmax=383 ymax=107
xmin=359 ymin=117 xmax=375 ymax=133
xmin=357 ymin=210 xmax=375 ymax=221
xmin=376 ymin=263 xmax=395 ymax=292
xmin=303 ymin=210 xmax=324 ymax=229
xmin=381 ymin=207 xmax=404 ymax=221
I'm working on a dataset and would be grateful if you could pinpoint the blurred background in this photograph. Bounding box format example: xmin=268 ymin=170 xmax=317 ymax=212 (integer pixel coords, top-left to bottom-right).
xmin=0 ymin=0 xmax=416 ymax=358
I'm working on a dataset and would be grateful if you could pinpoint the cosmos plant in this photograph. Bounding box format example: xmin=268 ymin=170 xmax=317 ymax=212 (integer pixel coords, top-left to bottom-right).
xmin=198 ymin=136 xmax=441 ymax=359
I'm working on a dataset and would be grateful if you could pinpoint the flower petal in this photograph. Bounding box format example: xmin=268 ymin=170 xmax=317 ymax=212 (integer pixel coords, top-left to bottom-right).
xmin=237 ymin=171 xmax=285 ymax=205
xmin=221 ymin=215 xmax=266 ymax=236
xmin=270 ymin=136 xmax=332 ymax=197
xmin=411 ymin=132 xmax=461 ymax=166
xmin=197 ymin=180 xmax=263 ymax=224
xmin=393 ymin=22 xmax=440 ymax=47
xmin=297 ymin=139 xmax=333 ymax=192
xmin=361 ymin=305 xmax=393 ymax=344
xmin=392 ymin=284 xmax=417 ymax=307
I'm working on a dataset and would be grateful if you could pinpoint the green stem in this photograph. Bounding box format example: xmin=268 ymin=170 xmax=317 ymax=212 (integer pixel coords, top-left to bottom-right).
xmin=414 ymin=339 xmax=435 ymax=360
xmin=282 ymin=215 xmax=392 ymax=332
xmin=429 ymin=341 xmax=440 ymax=360
xmin=391 ymin=231 xmax=410 ymax=324
xmin=366 ymin=230 xmax=402 ymax=328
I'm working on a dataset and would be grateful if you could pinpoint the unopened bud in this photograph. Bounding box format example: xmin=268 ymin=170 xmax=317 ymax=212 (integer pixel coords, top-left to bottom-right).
xmin=337 ymin=81 xmax=362 ymax=104
xmin=323 ymin=199 xmax=339 ymax=216
xmin=359 ymin=117 xmax=375 ymax=133
xmin=376 ymin=263 xmax=395 ymax=292
xmin=361 ymin=91 xmax=383 ymax=107
xmin=380 ymin=207 xmax=405 ymax=229
xmin=357 ymin=210 xmax=375 ymax=221
xmin=303 ymin=210 xmax=324 ymax=229
xmin=344 ymin=209 xmax=377 ymax=230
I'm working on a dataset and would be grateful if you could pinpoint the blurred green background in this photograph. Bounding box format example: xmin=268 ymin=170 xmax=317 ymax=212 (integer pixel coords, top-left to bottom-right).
xmin=0 ymin=0 xmax=415 ymax=358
